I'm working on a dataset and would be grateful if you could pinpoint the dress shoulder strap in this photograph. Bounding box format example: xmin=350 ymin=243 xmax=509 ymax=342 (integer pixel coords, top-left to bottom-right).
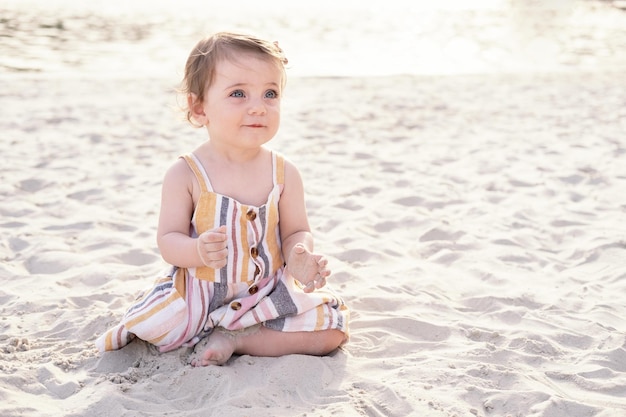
xmin=181 ymin=153 xmax=213 ymax=192
xmin=273 ymin=151 xmax=285 ymax=186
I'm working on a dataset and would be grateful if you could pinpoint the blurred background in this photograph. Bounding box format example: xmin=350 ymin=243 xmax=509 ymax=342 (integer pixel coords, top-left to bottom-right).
xmin=2 ymin=0 xmax=626 ymax=78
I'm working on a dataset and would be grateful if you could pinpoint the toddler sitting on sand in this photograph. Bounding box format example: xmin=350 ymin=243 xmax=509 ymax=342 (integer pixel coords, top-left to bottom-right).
xmin=96 ymin=32 xmax=349 ymax=366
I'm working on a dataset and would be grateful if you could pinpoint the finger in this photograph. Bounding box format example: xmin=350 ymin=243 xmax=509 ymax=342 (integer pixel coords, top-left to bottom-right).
xmin=201 ymin=247 xmax=228 ymax=261
xmin=315 ymin=260 xmax=330 ymax=276
xmin=315 ymin=277 xmax=327 ymax=289
xmin=204 ymin=257 xmax=227 ymax=270
xmin=319 ymin=269 xmax=331 ymax=279
xmin=205 ymin=232 xmax=227 ymax=243
xmin=203 ymin=241 xmax=228 ymax=253
xmin=201 ymin=231 xmax=228 ymax=246
xmin=213 ymin=258 xmax=227 ymax=269
xmin=213 ymin=226 xmax=228 ymax=239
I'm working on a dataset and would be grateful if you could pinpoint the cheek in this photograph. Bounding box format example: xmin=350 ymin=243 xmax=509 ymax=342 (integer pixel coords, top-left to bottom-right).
xmin=271 ymin=110 xmax=280 ymax=126
xmin=270 ymin=102 xmax=281 ymax=116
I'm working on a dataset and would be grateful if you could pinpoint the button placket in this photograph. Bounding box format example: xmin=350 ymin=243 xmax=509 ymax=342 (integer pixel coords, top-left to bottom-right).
xmin=246 ymin=206 xmax=262 ymax=284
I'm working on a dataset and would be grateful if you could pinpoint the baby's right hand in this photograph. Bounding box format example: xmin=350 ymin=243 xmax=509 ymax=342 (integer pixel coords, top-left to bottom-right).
xmin=196 ymin=226 xmax=228 ymax=269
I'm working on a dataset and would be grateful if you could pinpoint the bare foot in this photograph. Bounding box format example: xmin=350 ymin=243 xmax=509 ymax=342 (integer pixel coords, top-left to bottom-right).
xmin=189 ymin=330 xmax=236 ymax=367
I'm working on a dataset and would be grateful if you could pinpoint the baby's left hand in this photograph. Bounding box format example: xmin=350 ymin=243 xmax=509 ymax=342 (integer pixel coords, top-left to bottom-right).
xmin=287 ymin=243 xmax=331 ymax=293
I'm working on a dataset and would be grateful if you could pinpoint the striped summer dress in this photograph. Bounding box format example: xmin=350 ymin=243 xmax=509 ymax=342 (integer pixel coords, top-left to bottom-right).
xmin=96 ymin=151 xmax=349 ymax=353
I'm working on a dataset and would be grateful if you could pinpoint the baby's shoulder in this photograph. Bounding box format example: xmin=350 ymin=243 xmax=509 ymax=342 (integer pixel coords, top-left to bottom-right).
xmin=276 ymin=155 xmax=304 ymax=193
xmin=168 ymin=156 xmax=194 ymax=175
xmin=162 ymin=157 xmax=195 ymax=187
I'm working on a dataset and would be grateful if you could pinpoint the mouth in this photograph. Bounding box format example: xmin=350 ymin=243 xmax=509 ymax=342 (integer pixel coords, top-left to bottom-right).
xmin=244 ymin=124 xmax=265 ymax=128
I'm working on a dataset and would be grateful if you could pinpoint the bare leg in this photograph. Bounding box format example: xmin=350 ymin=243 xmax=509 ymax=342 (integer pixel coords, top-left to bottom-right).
xmin=190 ymin=326 xmax=344 ymax=367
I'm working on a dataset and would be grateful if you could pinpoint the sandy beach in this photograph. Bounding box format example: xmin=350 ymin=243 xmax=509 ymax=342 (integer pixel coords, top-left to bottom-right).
xmin=2 ymin=0 xmax=626 ymax=415
xmin=1 ymin=69 xmax=625 ymax=416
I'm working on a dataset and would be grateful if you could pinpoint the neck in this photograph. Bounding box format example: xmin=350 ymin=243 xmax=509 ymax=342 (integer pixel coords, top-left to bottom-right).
xmin=200 ymin=141 xmax=265 ymax=165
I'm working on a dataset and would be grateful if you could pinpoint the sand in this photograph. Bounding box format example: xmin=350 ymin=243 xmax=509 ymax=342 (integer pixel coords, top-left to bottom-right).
xmin=1 ymin=70 xmax=625 ymax=416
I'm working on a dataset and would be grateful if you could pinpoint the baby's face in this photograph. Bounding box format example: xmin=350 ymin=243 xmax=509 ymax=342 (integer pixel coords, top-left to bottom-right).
xmin=201 ymin=54 xmax=283 ymax=149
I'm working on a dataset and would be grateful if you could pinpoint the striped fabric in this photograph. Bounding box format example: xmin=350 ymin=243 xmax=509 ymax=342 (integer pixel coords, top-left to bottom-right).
xmin=96 ymin=151 xmax=349 ymax=353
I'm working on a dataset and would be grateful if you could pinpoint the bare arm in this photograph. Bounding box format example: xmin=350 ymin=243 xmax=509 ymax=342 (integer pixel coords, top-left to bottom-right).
xmin=279 ymin=160 xmax=330 ymax=292
xmin=279 ymin=160 xmax=312 ymax=257
xmin=156 ymin=159 xmax=227 ymax=268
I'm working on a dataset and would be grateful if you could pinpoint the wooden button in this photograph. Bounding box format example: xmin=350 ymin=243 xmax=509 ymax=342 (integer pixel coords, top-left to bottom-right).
xmin=248 ymin=285 xmax=259 ymax=295
xmin=250 ymin=247 xmax=259 ymax=258
xmin=230 ymin=301 xmax=242 ymax=311
xmin=246 ymin=210 xmax=257 ymax=221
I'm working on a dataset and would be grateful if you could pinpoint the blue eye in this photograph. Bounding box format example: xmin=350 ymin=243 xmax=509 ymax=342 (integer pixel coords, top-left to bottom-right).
xmin=265 ymin=90 xmax=278 ymax=99
xmin=230 ymin=90 xmax=245 ymax=98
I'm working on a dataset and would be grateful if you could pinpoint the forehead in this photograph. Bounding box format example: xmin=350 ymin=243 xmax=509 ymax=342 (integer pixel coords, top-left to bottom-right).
xmin=212 ymin=53 xmax=284 ymax=86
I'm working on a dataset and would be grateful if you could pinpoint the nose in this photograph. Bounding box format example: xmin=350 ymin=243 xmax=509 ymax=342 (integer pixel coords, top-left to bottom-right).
xmin=248 ymin=98 xmax=266 ymax=115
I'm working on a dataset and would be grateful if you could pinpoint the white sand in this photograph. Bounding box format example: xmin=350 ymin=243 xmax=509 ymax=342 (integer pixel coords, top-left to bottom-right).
xmin=1 ymin=71 xmax=626 ymax=416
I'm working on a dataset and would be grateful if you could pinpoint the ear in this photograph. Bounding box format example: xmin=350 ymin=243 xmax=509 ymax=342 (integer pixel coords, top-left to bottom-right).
xmin=188 ymin=93 xmax=208 ymax=125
